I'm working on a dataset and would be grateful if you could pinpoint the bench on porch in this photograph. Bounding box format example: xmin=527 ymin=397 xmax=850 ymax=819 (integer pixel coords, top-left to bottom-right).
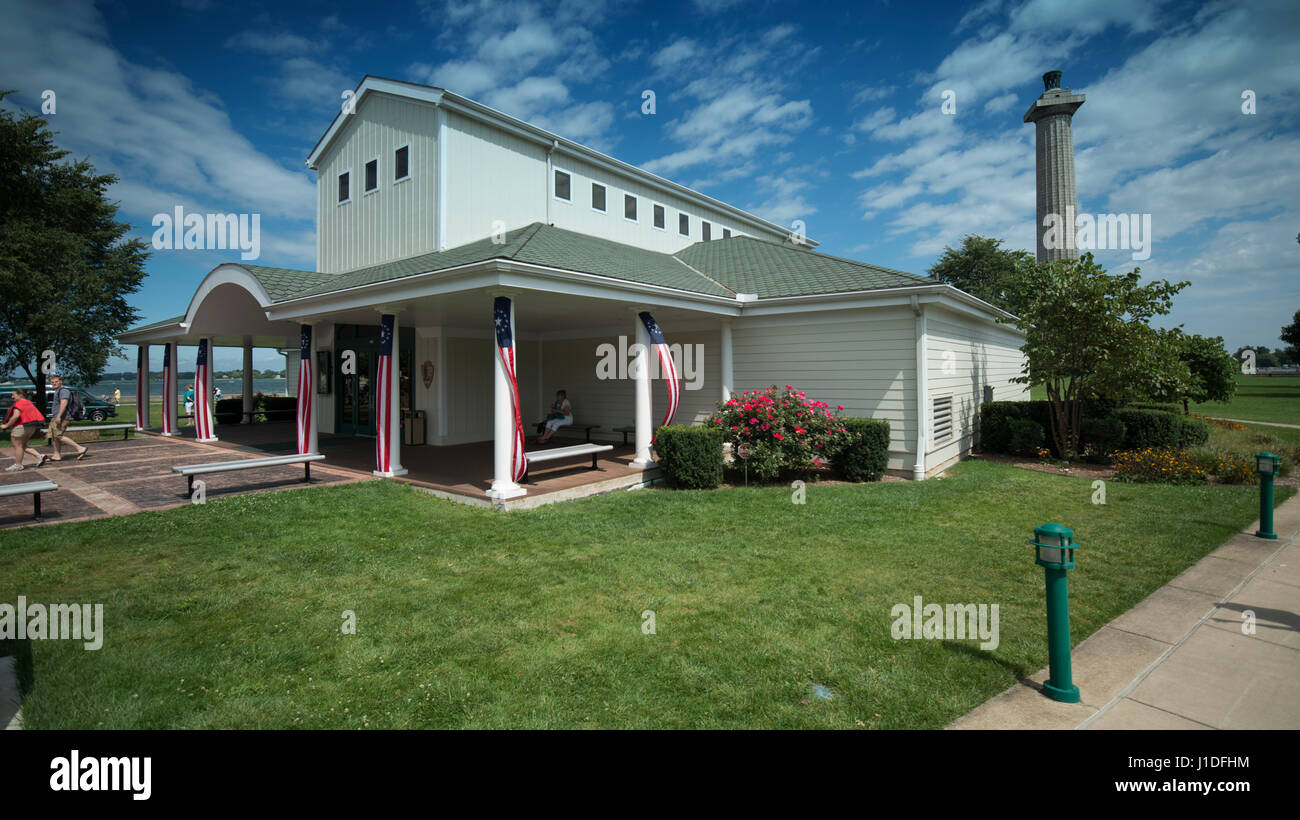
xmin=0 ymin=479 xmax=59 ymax=520
xmin=172 ymin=453 xmax=326 ymax=498
xmin=536 ymin=421 xmax=601 ymax=444
xmin=40 ymin=423 xmax=134 ymax=441
xmin=613 ymin=425 xmax=636 ymax=445
xmin=521 ymin=443 xmax=613 ymax=482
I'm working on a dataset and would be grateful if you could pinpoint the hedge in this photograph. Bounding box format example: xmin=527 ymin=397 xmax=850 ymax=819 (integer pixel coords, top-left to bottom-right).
xmin=214 ymin=397 xmax=243 ymax=425
xmin=654 ymin=425 xmax=724 ymax=489
xmin=1115 ymin=408 xmax=1208 ymax=450
xmin=1081 ymin=416 xmax=1126 ymax=462
xmin=832 ymin=418 xmax=890 ymax=482
xmin=978 ymin=398 xmax=1117 ymax=454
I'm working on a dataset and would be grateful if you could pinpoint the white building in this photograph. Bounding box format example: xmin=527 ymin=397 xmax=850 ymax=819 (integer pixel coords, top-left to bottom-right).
xmin=119 ymin=75 xmax=1027 ymax=504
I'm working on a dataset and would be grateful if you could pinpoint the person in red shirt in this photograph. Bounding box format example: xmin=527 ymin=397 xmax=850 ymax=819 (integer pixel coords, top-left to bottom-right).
xmin=1 ymin=388 xmax=49 ymax=471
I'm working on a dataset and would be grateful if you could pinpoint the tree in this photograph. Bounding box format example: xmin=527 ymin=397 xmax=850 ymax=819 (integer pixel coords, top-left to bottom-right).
xmin=1171 ymin=333 xmax=1237 ymax=413
xmin=0 ymin=91 xmax=148 ymax=407
xmin=1281 ymin=310 xmax=1300 ymax=363
xmin=1003 ymin=254 xmax=1189 ymax=458
xmin=928 ymin=235 xmax=1034 ymax=314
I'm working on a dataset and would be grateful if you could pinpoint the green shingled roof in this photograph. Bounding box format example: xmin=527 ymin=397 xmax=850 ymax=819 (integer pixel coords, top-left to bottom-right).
xmin=673 ymin=234 xmax=931 ymax=298
xmin=128 ymin=224 xmax=935 ymax=336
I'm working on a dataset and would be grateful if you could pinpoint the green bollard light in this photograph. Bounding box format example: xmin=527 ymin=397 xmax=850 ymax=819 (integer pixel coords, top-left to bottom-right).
xmin=1255 ymin=452 xmax=1280 ymax=540
xmin=1030 ymin=523 xmax=1081 ymax=703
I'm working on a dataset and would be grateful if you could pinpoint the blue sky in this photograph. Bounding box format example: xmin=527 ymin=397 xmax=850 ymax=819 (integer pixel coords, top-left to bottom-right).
xmin=2 ymin=0 xmax=1297 ymax=372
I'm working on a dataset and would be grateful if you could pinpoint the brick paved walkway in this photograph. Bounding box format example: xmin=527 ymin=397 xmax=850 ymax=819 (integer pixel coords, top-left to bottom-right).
xmin=0 ymin=433 xmax=361 ymax=529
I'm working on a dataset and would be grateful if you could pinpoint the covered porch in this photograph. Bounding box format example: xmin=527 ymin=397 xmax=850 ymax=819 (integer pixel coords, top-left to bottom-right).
xmin=119 ymin=235 xmax=738 ymax=507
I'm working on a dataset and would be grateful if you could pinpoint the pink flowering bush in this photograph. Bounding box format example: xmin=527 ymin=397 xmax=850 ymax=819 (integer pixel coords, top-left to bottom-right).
xmin=707 ymin=384 xmax=850 ymax=481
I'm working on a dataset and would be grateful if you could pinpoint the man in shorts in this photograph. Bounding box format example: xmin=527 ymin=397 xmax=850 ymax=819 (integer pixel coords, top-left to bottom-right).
xmin=45 ymin=374 xmax=89 ymax=462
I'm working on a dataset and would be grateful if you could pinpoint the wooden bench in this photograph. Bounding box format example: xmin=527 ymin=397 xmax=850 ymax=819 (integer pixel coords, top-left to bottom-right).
xmin=522 ymin=443 xmax=613 ymax=481
xmin=172 ymin=453 xmax=326 ymax=498
xmin=0 ymin=479 xmax=59 ymax=520
xmin=536 ymin=422 xmax=601 ymax=443
xmin=41 ymin=423 xmax=134 ymax=441
xmin=613 ymin=425 xmax=636 ymax=445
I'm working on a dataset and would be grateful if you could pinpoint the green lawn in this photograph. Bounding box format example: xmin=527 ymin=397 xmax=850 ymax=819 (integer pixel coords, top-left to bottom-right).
xmin=0 ymin=459 xmax=1288 ymax=729
xmin=1189 ymin=374 xmax=1300 ymax=425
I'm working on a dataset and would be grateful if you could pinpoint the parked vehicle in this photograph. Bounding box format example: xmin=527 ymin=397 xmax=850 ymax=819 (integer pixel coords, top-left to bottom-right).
xmin=0 ymin=384 xmax=118 ymax=422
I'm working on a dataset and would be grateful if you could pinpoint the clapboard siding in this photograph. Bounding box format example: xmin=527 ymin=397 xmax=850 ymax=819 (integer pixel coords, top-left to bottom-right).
xmin=537 ymin=329 xmax=721 ymax=441
xmin=315 ymin=93 xmax=437 ymax=273
xmin=732 ymin=308 xmax=917 ymax=469
xmin=924 ymin=306 xmax=1028 ymax=467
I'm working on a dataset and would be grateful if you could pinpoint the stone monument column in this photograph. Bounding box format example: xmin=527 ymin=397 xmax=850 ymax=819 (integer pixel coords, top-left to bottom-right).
xmin=1024 ymin=70 xmax=1086 ymax=262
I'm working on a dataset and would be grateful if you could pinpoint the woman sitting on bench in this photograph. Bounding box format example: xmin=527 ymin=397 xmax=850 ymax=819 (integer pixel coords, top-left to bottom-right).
xmin=536 ymin=389 xmax=572 ymax=445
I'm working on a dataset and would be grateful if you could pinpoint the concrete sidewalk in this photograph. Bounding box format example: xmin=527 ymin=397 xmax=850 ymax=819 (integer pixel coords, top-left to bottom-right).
xmin=950 ymin=494 xmax=1300 ymax=730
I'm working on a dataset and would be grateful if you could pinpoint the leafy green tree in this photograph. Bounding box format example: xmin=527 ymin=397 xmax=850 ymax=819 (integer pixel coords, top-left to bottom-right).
xmin=1003 ymin=254 xmax=1189 ymax=457
xmin=0 ymin=91 xmax=148 ymax=406
xmin=1280 ymin=310 xmax=1300 ymax=363
xmin=928 ymin=235 xmax=1034 ymax=314
xmin=1165 ymin=332 xmax=1237 ymax=413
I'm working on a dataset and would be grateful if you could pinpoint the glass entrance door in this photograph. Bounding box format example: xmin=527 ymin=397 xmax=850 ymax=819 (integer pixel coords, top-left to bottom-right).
xmin=337 ymin=350 xmax=377 ymax=437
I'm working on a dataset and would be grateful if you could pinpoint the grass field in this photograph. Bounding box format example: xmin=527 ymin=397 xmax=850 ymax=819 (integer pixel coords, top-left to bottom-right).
xmin=0 ymin=459 xmax=1288 ymax=729
xmin=1029 ymin=375 xmax=1298 ymax=424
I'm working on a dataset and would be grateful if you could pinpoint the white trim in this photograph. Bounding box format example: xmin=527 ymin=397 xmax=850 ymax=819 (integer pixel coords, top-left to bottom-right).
xmin=591 ymin=181 xmax=607 ymax=213
xmin=552 ymin=166 xmax=573 ymax=203
xmin=678 ymin=211 xmax=690 ymax=237
xmin=337 ymin=168 xmax=352 ymax=205
xmin=930 ymin=393 xmax=954 ymax=450
xmin=623 ymin=193 xmax=638 ymax=223
xmin=394 ymin=142 xmax=411 ymax=183
xmin=651 ymin=202 xmax=666 ymax=231
xmin=363 ymin=156 xmax=380 ymax=195
xmin=702 ymin=220 xmax=712 ymax=241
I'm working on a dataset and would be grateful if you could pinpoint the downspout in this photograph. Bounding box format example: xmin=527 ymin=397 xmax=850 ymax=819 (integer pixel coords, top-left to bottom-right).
xmin=911 ymin=295 xmax=928 ymax=481
xmin=545 ymin=139 xmax=558 ymax=224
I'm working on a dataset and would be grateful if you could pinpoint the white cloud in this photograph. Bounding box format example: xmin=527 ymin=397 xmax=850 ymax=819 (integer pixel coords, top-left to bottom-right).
xmin=0 ymin=0 xmax=316 ymax=266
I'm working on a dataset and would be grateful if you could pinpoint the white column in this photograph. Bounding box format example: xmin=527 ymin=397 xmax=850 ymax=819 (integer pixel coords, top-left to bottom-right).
xmin=631 ymin=312 xmax=655 ymax=468
xmin=241 ymin=339 xmax=254 ymax=424
xmin=488 ymin=300 xmax=525 ymax=500
xmin=384 ymin=313 xmax=405 ymax=476
xmin=913 ymin=300 xmax=928 ymax=481
xmin=198 ymin=338 xmax=218 ymax=442
xmin=162 ymin=342 xmax=179 ymax=436
xmin=306 ymin=326 xmax=319 ymax=456
xmin=720 ymin=319 xmax=734 ymax=403
xmin=135 ymin=345 xmax=150 ymax=431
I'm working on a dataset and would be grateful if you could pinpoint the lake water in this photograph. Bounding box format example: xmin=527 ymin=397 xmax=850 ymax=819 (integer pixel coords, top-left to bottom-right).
xmin=83 ymin=378 xmax=288 ymax=401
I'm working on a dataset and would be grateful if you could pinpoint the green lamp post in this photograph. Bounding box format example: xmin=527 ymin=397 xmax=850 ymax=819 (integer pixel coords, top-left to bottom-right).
xmin=1029 ymin=523 xmax=1081 ymax=703
xmin=1256 ymin=452 xmax=1281 ymax=540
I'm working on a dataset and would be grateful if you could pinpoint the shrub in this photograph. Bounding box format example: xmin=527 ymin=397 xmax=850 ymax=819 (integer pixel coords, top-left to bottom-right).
xmin=832 ymin=418 xmax=891 ymax=482
xmin=708 ymin=385 xmax=850 ymax=481
xmin=654 ymin=425 xmax=723 ymax=489
xmin=1080 ymin=416 xmax=1126 ymax=463
xmin=1115 ymin=408 xmax=1180 ymax=450
xmin=1007 ymin=418 xmax=1046 ymax=457
xmin=1113 ymin=447 xmax=1209 ymax=485
xmin=1176 ymin=416 xmax=1209 ymax=448
xmin=979 ymin=398 xmax=1117 ymax=456
xmin=214 ymin=397 xmax=243 ymax=425
xmin=1126 ymin=402 xmax=1180 ymax=413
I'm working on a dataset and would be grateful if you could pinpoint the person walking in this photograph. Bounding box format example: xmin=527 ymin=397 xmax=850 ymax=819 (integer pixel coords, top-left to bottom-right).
xmin=44 ymin=375 xmax=89 ymax=462
xmin=112 ymin=387 xmax=121 ymax=406
xmin=0 ymin=388 xmax=48 ymax=470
